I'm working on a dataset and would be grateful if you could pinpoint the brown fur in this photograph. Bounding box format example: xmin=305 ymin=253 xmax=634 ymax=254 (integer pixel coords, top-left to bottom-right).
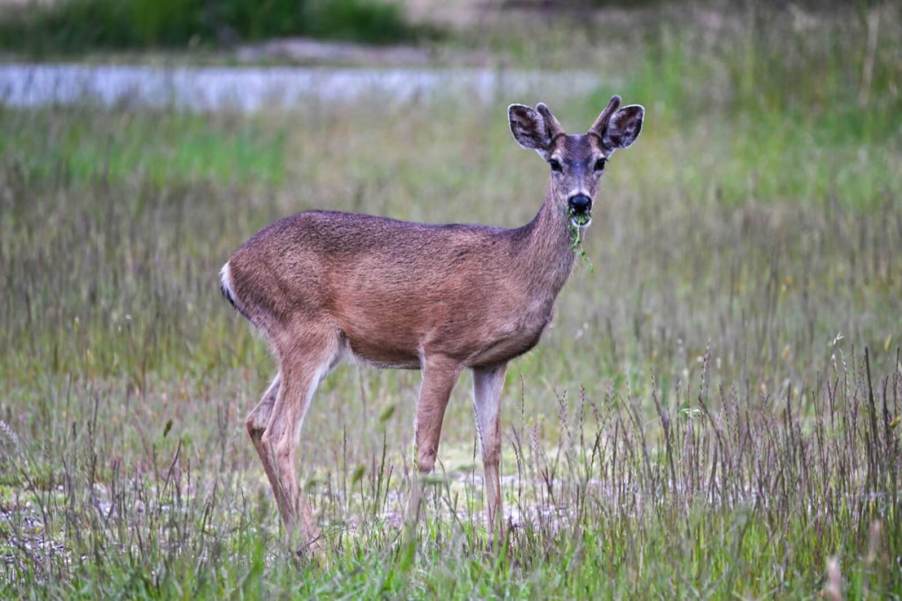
xmin=221 ymin=97 xmax=645 ymax=551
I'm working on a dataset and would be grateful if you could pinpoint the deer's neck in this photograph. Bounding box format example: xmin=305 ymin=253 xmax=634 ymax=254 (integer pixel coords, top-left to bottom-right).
xmin=515 ymin=188 xmax=576 ymax=299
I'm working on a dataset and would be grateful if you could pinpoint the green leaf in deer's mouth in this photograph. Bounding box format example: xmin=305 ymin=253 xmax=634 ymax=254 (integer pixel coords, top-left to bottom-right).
xmin=569 ymin=211 xmax=592 ymax=227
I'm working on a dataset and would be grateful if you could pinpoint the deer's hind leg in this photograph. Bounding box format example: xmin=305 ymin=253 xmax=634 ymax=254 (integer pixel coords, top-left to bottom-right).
xmin=260 ymin=323 xmax=342 ymax=555
xmin=246 ymin=372 xmax=282 ymax=507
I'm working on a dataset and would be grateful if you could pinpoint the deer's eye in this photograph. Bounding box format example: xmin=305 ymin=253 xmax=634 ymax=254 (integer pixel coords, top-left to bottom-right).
xmin=594 ymin=157 xmax=607 ymax=171
xmin=549 ymin=159 xmax=563 ymax=173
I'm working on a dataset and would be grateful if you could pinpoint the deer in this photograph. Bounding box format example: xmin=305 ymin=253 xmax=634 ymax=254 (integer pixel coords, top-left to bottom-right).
xmin=219 ymin=95 xmax=644 ymax=555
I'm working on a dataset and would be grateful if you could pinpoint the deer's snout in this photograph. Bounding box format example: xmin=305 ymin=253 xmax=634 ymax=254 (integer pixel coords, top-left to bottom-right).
xmin=567 ymin=194 xmax=592 ymax=215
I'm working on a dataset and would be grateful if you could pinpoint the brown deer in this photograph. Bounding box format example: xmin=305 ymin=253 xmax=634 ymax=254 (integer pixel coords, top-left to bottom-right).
xmin=220 ymin=96 xmax=644 ymax=553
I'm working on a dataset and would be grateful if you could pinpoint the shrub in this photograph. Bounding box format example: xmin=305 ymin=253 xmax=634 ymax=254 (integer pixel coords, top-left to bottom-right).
xmin=0 ymin=0 xmax=427 ymax=55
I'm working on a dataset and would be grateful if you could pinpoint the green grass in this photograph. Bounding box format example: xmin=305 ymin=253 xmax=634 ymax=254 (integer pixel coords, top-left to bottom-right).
xmin=0 ymin=0 xmax=430 ymax=56
xmin=1 ymin=5 xmax=901 ymax=599
xmin=0 ymin=110 xmax=286 ymax=186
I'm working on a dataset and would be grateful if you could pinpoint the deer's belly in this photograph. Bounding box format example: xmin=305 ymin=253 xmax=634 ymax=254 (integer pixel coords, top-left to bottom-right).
xmin=336 ymin=301 xmax=552 ymax=369
xmin=343 ymin=332 xmax=421 ymax=369
xmin=335 ymin=302 xmax=425 ymax=368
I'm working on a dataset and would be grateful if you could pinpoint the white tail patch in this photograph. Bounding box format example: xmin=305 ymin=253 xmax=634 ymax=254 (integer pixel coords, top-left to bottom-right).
xmin=219 ymin=260 xmax=251 ymax=322
xmin=219 ymin=261 xmax=235 ymax=302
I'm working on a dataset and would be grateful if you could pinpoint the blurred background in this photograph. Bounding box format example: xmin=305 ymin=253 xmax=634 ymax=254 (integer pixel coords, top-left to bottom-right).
xmin=0 ymin=0 xmax=900 ymax=597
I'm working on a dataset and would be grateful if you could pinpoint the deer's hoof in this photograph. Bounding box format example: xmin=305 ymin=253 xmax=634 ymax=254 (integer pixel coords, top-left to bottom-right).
xmin=290 ymin=538 xmax=323 ymax=566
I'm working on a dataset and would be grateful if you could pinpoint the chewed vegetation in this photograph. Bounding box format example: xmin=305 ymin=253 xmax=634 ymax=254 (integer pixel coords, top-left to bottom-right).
xmin=1 ymin=3 xmax=900 ymax=599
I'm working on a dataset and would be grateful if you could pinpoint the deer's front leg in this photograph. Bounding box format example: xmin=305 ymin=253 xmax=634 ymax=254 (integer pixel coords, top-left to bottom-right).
xmin=473 ymin=362 xmax=507 ymax=542
xmin=405 ymin=354 xmax=462 ymax=527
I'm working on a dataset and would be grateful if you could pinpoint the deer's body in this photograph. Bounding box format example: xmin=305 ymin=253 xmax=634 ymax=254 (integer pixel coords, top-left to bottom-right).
xmin=225 ymin=200 xmax=572 ymax=371
xmin=221 ymin=97 xmax=644 ymax=555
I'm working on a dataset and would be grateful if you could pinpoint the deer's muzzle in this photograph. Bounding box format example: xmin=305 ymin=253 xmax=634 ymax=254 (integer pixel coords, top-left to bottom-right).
xmin=567 ymin=194 xmax=592 ymax=226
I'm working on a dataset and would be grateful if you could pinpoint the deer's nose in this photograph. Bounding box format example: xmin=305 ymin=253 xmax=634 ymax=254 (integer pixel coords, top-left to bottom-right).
xmin=568 ymin=194 xmax=592 ymax=214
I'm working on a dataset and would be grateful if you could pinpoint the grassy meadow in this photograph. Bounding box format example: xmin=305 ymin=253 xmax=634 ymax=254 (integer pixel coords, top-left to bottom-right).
xmin=1 ymin=4 xmax=901 ymax=599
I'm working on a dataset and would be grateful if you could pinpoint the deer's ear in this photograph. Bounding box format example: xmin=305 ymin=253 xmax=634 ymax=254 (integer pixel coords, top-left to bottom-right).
xmin=508 ymin=104 xmax=551 ymax=155
xmin=603 ymin=105 xmax=645 ymax=149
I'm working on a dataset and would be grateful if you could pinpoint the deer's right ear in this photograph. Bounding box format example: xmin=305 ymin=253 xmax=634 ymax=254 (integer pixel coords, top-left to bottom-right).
xmin=508 ymin=104 xmax=551 ymax=156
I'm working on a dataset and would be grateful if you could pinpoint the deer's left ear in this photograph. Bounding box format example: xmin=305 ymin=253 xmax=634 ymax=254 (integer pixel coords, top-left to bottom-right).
xmin=508 ymin=104 xmax=552 ymax=156
xmin=603 ymin=105 xmax=645 ymax=149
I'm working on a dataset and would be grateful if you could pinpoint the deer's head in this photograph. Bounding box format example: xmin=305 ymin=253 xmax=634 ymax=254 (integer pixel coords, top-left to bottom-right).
xmin=508 ymin=96 xmax=644 ymax=228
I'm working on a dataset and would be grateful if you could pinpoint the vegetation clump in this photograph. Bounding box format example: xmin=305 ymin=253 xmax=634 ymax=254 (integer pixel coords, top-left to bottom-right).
xmin=0 ymin=0 xmax=429 ymax=56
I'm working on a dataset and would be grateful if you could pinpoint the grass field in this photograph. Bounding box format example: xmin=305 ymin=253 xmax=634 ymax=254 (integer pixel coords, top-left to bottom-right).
xmin=1 ymin=4 xmax=901 ymax=599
